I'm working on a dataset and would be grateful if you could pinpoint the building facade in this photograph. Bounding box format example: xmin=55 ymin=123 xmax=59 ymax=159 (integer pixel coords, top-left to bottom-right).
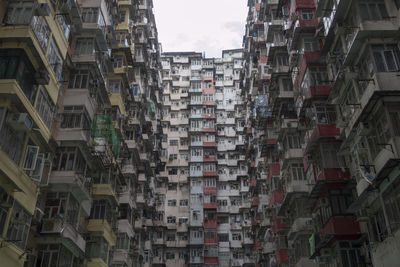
xmin=0 ymin=0 xmax=162 ymax=267
xmin=243 ymin=0 xmax=400 ymax=267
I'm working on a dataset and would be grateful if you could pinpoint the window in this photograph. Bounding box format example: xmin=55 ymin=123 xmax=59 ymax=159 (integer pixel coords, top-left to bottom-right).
xmin=0 ymin=188 xmax=13 ymax=239
xmin=303 ymin=36 xmax=319 ymax=52
xmin=0 ymin=50 xmax=37 ymax=104
xmin=119 ymin=10 xmax=126 ymax=22
xmin=22 ymin=145 xmax=39 ymax=170
xmin=61 ymin=106 xmax=91 ymax=130
xmin=359 ymin=0 xmax=388 ymax=21
xmin=116 ymin=233 xmax=130 ymax=249
xmin=90 ymin=200 xmax=112 ymax=223
xmin=48 ymin=39 xmax=63 ymax=81
xmin=68 ymin=69 xmax=91 ymax=89
xmin=169 ymin=139 xmax=179 ymax=146
xmin=4 ymin=1 xmax=34 ymax=25
xmin=35 ymin=87 xmax=56 ymax=129
xmin=31 ymin=16 xmax=50 ymax=52
xmin=218 ymin=233 xmax=229 ymax=242
xmin=372 ymin=44 xmax=400 ymax=72
xmin=168 ymin=200 xmax=176 ymax=206
xmin=179 ymin=199 xmax=188 ymax=206
xmin=232 ymin=233 xmax=242 ymax=241
xmin=166 ymin=252 xmax=175 ymax=259
xmin=53 ymin=147 xmax=86 ymax=173
xmin=291 ymin=163 xmax=305 ymax=181
xmin=191 ymin=230 xmax=203 ymax=238
xmin=204 ymin=230 xmax=216 ymax=239
xmin=86 ymin=237 xmax=108 ymax=262
xmin=82 ymin=8 xmax=99 ymax=23
xmin=113 ymin=55 xmax=125 ymax=68
xmin=36 ymin=244 xmax=76 ymax=267
xmin=167 ymin=216 xmax=176 ymax=223
xmin=7 ymin=202 xmax=31 ymax=249
xmin=0 ymin=109 xmax=26 ymax=165
xmin=75 ymin=38 xmax=94 ymax=55
xmin=301 ymin=9 xmax=314 ymax=20
xmin=109 ymin=79 xmax=122 ymax=94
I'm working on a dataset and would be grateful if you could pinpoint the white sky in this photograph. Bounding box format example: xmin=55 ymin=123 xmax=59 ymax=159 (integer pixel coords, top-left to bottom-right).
xmin=153 ymin=0 xmax=248 ymax=58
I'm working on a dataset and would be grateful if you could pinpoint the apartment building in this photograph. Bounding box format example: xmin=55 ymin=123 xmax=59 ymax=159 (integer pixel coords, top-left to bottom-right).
xmin=157 ymin=50 xmax=257 ymax=267
xmin=244 ymin=0 xmax=400 ymax=267
xmin=0 ymin=0 xmax=162 ymax=267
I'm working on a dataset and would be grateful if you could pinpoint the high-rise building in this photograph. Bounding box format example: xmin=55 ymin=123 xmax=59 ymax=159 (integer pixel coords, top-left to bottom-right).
xmin=0 ymin=0 xmax=162 ymax=267
xmin=243 ymin=1 xmax=400 ymax=267
xmin=2 ymin=0 xmax=400 ymax=267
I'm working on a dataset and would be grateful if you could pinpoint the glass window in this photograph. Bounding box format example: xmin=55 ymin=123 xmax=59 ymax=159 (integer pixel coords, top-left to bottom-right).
xmin=47 ymin=39 xmax=63 ymax=81
xmin=75 ymin=38 xmax=95 ymax=55
xmin=36 ymin=86 xmax=56 ymax=129
xmin=31 ymin=16 xmax=50 ymax=52
xmin=4 ymin=1 xmax=34 ymax=25
xmin=82 ymin=8 xmax=99 ymax=23
xmin=359 ymin=0 xmax=388 ymax=21
xmin=301 ymin=9 xmax=314 ymax=20
xmin=372 ymin=44 xmax=400 ymax=72
xmin=7 ymin=201 xmax=31 ymax=249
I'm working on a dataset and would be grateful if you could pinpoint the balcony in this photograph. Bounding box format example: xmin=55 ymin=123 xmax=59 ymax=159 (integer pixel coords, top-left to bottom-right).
xmin=270 ymin=190 xmax=284 ymax=206
xmin=287 ymin=217 xmax=313 ymax=240
xmin=189 ymin=256 xmax=203 ymax=264
xmin=190 ymin=169 xmax=203 ymax=177
xmin=263 ymin=242 xmax=276 ymax=254
xmin=204 ymin=256 xmax=218 ymax=266
xmin=304 ymin=124 xmax=340 ymax=153
xmin=203 ymin=202 xmax=217 ymax=209
xmin=310 ymin=168 xmax=351 ymax=197
xmin=203 ymin=155 xmax=216 ymax=162
xmin=40 ymin=217 xmax=86 ymax=253
xmin=87 ymin=219 xmax=117 ymax=246
xmin=268 ymin=163 xmax=280 ymax=179
xmin=276 ymin=248 xmax=289 ymax=265
xmin=204 ymin=219 xmax=217 ymax=228
xmin=93 ymin=183 xmax=117 ymax=204
xmin=113 ymin=250 xmax=133 ymax=267
xmin=0 ymin=79 xmax=52 ymax=142
xmin=272 ymin=218 xmax=289 ymax=233
xmin=49 ymin=171 xmax=92 ymax=203
xmin=204 ymin=187 xmax=217 ymax=194
xmin=203 ymin=171 xmax=217 ymax=177
xmin=320 ymin=217 xmax=361 ymax=239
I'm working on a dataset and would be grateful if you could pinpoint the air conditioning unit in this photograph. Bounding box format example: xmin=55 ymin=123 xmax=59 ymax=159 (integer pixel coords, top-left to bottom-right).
xmin=357 ymin=122 xmax=372 ymax=136
xmin=34 ymin=3 xmax=51 ymax=16
xmin=7 ymin=113 xmax=33 ymax=131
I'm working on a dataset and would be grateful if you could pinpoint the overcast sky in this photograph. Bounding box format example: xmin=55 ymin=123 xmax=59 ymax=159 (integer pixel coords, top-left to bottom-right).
xmin=153 ymin=0 xmax=248 ymax=58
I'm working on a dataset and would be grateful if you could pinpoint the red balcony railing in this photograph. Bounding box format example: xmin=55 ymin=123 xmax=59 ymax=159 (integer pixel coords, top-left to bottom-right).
xmin=203 ymin=202 xmax=217 ymax=209
xmin=203 ymin=141 xmax=216 ymax=147
xmin=252 ymin=197 xmax=259 ymax=206
xmin=272 ymin=218 xmax=289 ymax=233
xmin=204 ymin=187 xmax=217 ymax=195
xmin=320 ymin=217 xmax=361 ymax=238
xmin=203 ymin=155 xmax=216 ymax=162
xmin=204 ymin=256 xmax=218 ymax=265
xmin=250 ymin=179 xmax=257 ymax=187
xmin=268 ymin=163 xmax=280 ymax=179
xmin=276 ymin=248 xmax=289 ymax=265
xmin=317 ymin=168 xmax=351 ymax=182
xmin=202 ymin=128 xmax=216 ymax=133
xmin=270 ymin=189 xmax=284 ymax=206
xmin=203 ymin=171 xmax=217 ymax=177
xmin=204 ymin=219 xmax=217 ymax=228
